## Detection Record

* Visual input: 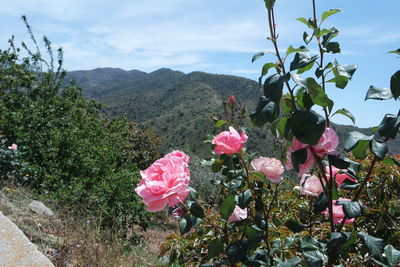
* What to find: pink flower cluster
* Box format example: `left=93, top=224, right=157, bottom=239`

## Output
left=251, top=157, right=285, bottom=183
left=286, top=127, right=339, bottom=176
left=135, top=151, right=190, bottom=212
left=213, top=127, right=248, bottom=155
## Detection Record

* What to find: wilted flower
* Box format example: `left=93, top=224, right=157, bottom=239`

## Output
left=213, top=126, right=248, bottom=155
left=135, top=151, right=190, bottom=212
left=251, top=156, right=284, bottom=183
left=228, top=205, right=247, bottom=222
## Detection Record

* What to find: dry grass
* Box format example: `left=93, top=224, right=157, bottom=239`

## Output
left=0, top=185, right=176, bottom=267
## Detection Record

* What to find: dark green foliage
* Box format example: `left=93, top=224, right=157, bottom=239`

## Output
left=0, top=27, right=159, bottom=231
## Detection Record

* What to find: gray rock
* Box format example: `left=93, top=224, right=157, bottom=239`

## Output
left=28, top=200, right=54, bottom=217
left=0, top=211, right=54, bottom=266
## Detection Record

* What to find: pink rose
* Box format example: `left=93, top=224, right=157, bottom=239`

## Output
left=325, top=166, right=358, bottom=188
left=294, top=174, right=325, bottom=197
left=228, top=205, right=248, bottom=222
left=251, top=157, right=284, bottom=183
left=286, top=127, right=339, bottom=176
left=135, top=151, right=190, bottom=212
left=213, top=126, right=248, bottom=155
left=321, top=198, right=355, bottom=225
left=8, top=144, right=17, bottom=151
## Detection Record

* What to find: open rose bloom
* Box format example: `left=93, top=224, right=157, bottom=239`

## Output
left=294, top=174, right=325, bottom=197
left=213, top=126, right=248, bottom=155
left=322, top=198, right=355, bottom=225
left=135, top=151, right=190, bottom=212
left=251, top=157, right=284, bottom=183
left=286, top=127, right=339, bottom=176
left=228, top=205, right=248, bottom=222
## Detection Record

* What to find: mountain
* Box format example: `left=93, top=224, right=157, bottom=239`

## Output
left=64, top=68, right=400, bottom=157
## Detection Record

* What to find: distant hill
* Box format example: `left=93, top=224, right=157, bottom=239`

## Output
left=64, top=68, right=400, bottom=157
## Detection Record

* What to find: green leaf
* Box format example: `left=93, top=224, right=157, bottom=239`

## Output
left=207, top=239, right=223, bottom=259
left=214, top=120, right=227, bottom=128
left=212, top=159, right=223, bottom=173
left=290, top=52, right=319, bottom=71
left=327, top=232, right=350, bottom=249
left=340, top=231, right=357, bottom=258
left=358, top=232, right=384, bottom=259
left=321, top=9, right=342, bottom=22
left=365, top=86, right=393, bottom=100
left=276, top=257, right=303, bottom=267
left=179, top=215, right=192, bottom=235
left=388, top=49, right=400, bottom=54
left=325, top=42, right=341, bottom=54
left=340, top=178, right=360, bottom=190
left=332, top=108, right=355, bottom=124
left=285, top=219, right=305, bottom=233
left=305, top=77, right=333, bottom=108
left=370, top=139, right=388, bottom=161
left=336, top=200, right=363, bottom=218
left=383, top=156, right=400, bottom=167
left=250, top=96, right=279, bottom=127
left=288, top=110, right=326, bottom=145
left=190, top=202, right=205, bottom=218
left=238, top=189, right=252, bottom=209
left=327, top=154, right=350, bottom=169
left=226, top=240, right=249, bottom=263
left=296, top=87, right=314, bottom=110
left=297, top=17, right=313, bottom=29
left=263, top=73, right=290, bottom=102
left=220, top=195, right=237, bottom=220
left=384, top=245, right=400, bottom=266
left=286, top=45, right=308, bottom=57
left=252, top=51, right=270, bottom=63
left=313, top=193, right=328, bottom=213
left=322, top=27, right=339, bottom=46
left=390, top=70, right=400, bottom=100
left=377, top=114, right=400, bottom=139
left=303, top=31, right=313, bottom=44
left=264, top=0, right=276, bottom=10
left=291, top=148, right=307, bottom=173
left=344, top=131, right=373, bottom=152
left=336, top=62, right=357, bottom=79
left=259, top=63, right=278, bottom=84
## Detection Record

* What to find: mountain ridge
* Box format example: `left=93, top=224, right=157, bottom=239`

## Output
left=64, top=67, right=400, bottom=156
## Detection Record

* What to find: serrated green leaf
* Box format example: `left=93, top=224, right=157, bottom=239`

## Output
left=344, top=131, right=373, bottom=152
left=250, top=96, right=279, bottom=127
left=384, top=245, right=400, bottom=266
left=365, top=86, right=393, bottom=100
left=332, top=108, right=355, bottom=124
left=305, top=77, right=333, bottom=108
left=259, top=63, right=278, bottom=84
left=189, top=202, right=205, bottom=218
left=390, top=70, right=400, bottom=100
left=377, top=114, right=400, bottom=139
left=325, top=42, right=341, bottom=54
left=321, top=9, right=342, bottom=22
left=314, top=193, right=328, bottom=213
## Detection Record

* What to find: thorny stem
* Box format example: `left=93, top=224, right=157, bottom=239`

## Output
left=267, top=7, right=297, bottom=109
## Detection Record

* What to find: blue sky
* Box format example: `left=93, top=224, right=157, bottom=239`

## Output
left=0, top=0, right=399, bottom=128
